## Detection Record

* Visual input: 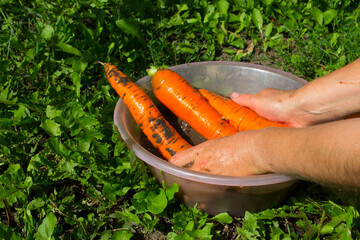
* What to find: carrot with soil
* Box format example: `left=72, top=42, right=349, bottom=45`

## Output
left=199, top=89, right=288, bottom=131
left=99, top=62, right=192, bottom=160
left=149, top=68, right=238, bottom=139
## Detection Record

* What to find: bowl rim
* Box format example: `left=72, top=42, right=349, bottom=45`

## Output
left=114, top=61, right=307, bottom=186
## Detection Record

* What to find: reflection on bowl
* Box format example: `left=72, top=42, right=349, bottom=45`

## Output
left=114, top=61, right=307, bottom=216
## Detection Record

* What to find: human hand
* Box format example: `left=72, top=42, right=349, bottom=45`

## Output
left=169, top=130, right=268, bottom=176
left=230, top=89, right=310, bottom=128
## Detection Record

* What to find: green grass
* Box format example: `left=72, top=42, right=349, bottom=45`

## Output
left=1, top=0, right=360, bottom=239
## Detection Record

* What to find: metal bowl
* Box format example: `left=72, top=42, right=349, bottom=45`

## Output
left=114, top=61, right=307, bottom=216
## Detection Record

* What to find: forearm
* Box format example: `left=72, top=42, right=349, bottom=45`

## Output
left=289, top=58, right=360, bottom=124
left=231, top=58, right=360, bottom=127
left=255, top=118, right=360, bottom=188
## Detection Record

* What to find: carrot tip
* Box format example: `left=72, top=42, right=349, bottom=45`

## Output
left=95, top=61, right=105, bottom=66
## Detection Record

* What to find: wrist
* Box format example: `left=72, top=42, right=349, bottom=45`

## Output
left=251, top=126, right=299, bottom=176
left=269, top=89, right=311, bottom=127
left=287, top=67, right=360, bottom=126
left=248, top=128, right=276, bottom=174
left=280, top=86, right=333, bottom=127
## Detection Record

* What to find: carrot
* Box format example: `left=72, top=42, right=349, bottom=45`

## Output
left=198, top=89, right=288, bottom=131
left=149, top=68, right=238, bottom=139
left=99, top=62, right=192, bottom=160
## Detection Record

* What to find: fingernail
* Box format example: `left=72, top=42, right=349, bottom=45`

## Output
left=182, top=160, right=194, bottom=168
left=231, top=92, right=240, bottom=98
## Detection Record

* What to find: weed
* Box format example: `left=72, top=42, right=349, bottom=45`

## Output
left=1, top=0, right=360, bottom=239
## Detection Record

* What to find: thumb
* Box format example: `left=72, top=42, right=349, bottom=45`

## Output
left=230, top=92, right=254, bottom=109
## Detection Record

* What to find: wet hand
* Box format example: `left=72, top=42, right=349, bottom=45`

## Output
left=169, top=131, right=268, bottom=176
left=230, top=89, right=308, bottom=127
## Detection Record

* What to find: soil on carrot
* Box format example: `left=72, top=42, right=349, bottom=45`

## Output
left=139, top=105, right=206, bottom=158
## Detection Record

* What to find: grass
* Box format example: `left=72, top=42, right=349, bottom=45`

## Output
left=1, top=0, right=360, bottom=239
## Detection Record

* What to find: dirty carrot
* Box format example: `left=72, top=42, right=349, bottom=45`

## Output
left=99, top=62, right=192, bottom=160
left=149, top=68, right=238, bottom=139
left=199, top=89, right=288, bottom=131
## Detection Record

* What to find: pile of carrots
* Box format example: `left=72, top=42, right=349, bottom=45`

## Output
left=100, top=62, right=287, bottom=160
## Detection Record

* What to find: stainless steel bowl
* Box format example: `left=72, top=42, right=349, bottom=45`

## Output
left=114, top=61, right=307, bottom=216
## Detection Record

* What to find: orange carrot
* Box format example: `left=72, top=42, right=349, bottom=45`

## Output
left=149, top=68, right=238, bottom=139
left=100, top=62, right=192, bottom=160
left=199, top=89, right=288, bottom=131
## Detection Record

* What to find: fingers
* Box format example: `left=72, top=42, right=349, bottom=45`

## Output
left=230, top=89, right=291, bottom=122
left=169, top=132, right=268, bottom=176
left=231, top=88, right=282, bottom=107
left=170, top=140, right=218, bottom=173
left=169, top=146, right=200, bottom=168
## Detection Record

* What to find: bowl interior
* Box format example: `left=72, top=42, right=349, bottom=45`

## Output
left=114, top=61, right=307, bottom=186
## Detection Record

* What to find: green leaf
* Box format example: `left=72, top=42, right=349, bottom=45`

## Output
left=41, top=119, right=62, bottom=136
left=12, top=105, right=29, bottom=122
left=0, top=164, right=26, bottom=208
left=264, top=23, right=273, bottom=37
left=115, top=19, right=145, bottom=45
left=28, top=198, right=46, bottom=210
left=132, top=191, right=148, bottom=212
left=262, top=0, right=273, bottom=5
left=0, top=223, right=22, bottom=240
left=283, top=19, right=297, bottom=32
left=67, top=103, right=85, bottom=119
left=112, top=210, right=141, bottom=225
left=244, top=211, right=261, bottom=237
left=217, top=30, right=225, bottom=45
left=216, top=0, right=229, bottom=19
left=211, top=212, right=233, bottom=224
left=238, top=12, right=251, bottom=33
left=25, top=47, right=37, bottom=60
left=103, top=182, right=117, bottom=201
left=312, top=7, right=323, bottom=26
left=114, top=141, right=126, bottom=157
left=247, top=0, right=254, bottom=8
left=62, top=161, right=78, bottom=174
left=47, top=137, right=70, bottom=157
left=222, top=48, right=237, bottom=54
left=323, top=9, right=338, bottom=25
left=100, top=230, right=112, bottom=240
left=97, top=144, right=109, bottom=158
left=252, top=8, right=263, bottom=32
left=146, top=189, right=167, bottom=214
left=78, top=138, right=91, bottom=152
left=24, top=176, right=33, bottom=190
left=56, top=43, right=82, bottom=56
left=203, top=5, right=216, bottom=23
left=46, top=105, right=62, bottom=119
left=165, top=183, right=179, bottom=201
left=70, top=71, right=82, bottom=98
left=178, top=46, right=196, bottom=54
left=111, top=230, right=133, bottom=240
left=72, top=58, right=88, bottom=72
left=175, top=3, right=189, bottom=14
left=233, top=0, right=246, bottom=9
left=107, top=42, right=116, bottom=58
left=229, top=37, right=245, bottom=48
left=41, top=25, right=54, bottom=40
left=34, top=212, right=57, bottom=240
left=78, top=117, right=100, bottom=129
left=320, top=214, right=346, bottom=235
left=330, top=33, right=339, bottom=47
